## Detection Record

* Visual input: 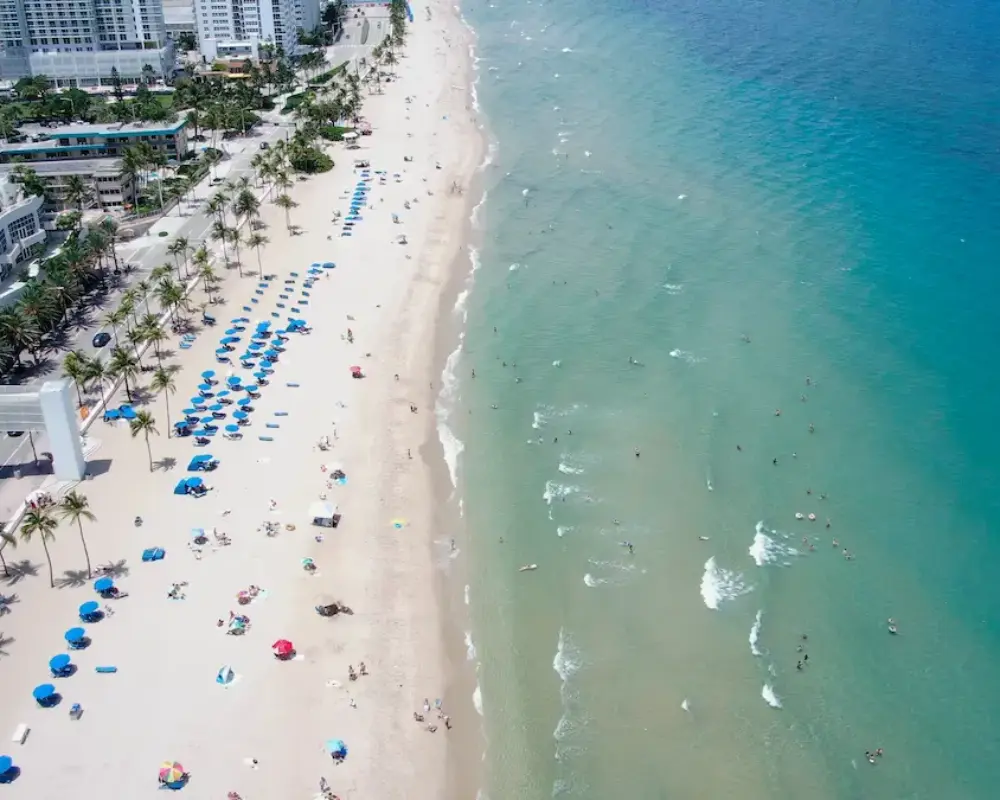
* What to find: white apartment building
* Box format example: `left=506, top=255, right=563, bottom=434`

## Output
left=0, top=0, right=173, bottom=85
left=194, top=0, right=306, bottom=61
left=162, top=0, right=195, bottom=40
left=0, top=175, right=45, bottom=277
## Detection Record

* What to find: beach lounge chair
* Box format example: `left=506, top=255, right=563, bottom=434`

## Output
left=141, top=547, right=165, bottom=562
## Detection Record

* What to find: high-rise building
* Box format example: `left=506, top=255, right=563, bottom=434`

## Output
left=0, top=0, right=174, bottom=86
left=162, top=0, right=195, bottom=41
left=194, top=0, right=302, bottom=61
left=193, top=0, right=320, bottom=61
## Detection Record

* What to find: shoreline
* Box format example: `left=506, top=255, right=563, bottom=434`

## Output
left=0, top=2, right=488, bottom=798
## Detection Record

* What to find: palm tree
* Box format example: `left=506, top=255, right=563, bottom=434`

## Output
left=62, top=349, right=89, bottom=406
left=57, top=490, right=95, bottom=579
left=275, top=194, right=298, bottom=231
left=150, top=367, right=177, bottom=436
left=0, top=307, right=41, bottom=367
left=102, top=308, right=127, bottom=346
left=142, top=322, right=168, bottom=365
left=227, top=227, right=244, bottom=277
left=20, top=507, right=58, bottom=587
left=129, top=410, right=158, bottom=471
left=0, top=524, right=16, bottom=578
left=199, top=263, right=218, bottom=303
left=166, top=236, right=190, bottom=280
left=84, top=356, right=109, bottom=398
left=126, top=326, right=146, bottom=368
left=210, top=219, right=230, bottom=265
left=108, top=345, right=139, bottom=401
left=155, top=279, right=184, bottom=322
left=149, top=263, right=173, bottom=283
left=64, top=174, right=93, bottom=211
left=135, top=279, right=153, bottom=313
left=99, top=217, right=121, bottom=269
left=246, top=232, right=270, bottom=278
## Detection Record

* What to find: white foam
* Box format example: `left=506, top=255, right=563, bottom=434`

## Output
left=478, top=139, right=498, bottom=172
left=749, top=610, right=763, bottom=656
left=453, top=288, right=470, bottom=321
left=761, top=684, right=782, bottom=709
left=663, top=283, right=684, bottom=295
left=464, top=631, right=477, bottom=661
left=464, top=584, right=470, bottom=605
left=552, top=359, right=561, bottom=367
left=669, top=348, right=704, bottom=364
left=583, top=573, right=607, bottom=587
left=436, top=337, right=465, bottom=488
left=700, top=557, right=752, bottom=610
left=749, top=521, right=798, bottom=566
left=470, top=189, right=489, bottom=228
left=508, top=262, right=522, bottom=271
left=543, top=481, right=579, bottom=519
left=553, top=627, right=581, bottom=684
left=681, top=698, right=690, bottom=712
left=556, top=525, right=573, bottom=538
left=561, top=47, right=573, bottom=52
left=473, top=682, right=483, bottom=716
left=532, top=410, right=545, bottom=429
left=558, top=461, right=584, bottom=475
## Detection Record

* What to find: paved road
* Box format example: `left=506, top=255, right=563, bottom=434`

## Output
left=0, top=118, right=291, bottom=507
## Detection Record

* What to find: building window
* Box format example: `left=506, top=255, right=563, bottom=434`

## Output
left=8, top=214, right=38, bottom=244
left=0, top=228, right=7, bottom=254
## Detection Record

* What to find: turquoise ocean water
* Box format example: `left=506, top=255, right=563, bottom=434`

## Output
left=438, top=0, right=1000, bottom=797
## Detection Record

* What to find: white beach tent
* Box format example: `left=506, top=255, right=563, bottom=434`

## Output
left=309, top=501, right=339, bottom=528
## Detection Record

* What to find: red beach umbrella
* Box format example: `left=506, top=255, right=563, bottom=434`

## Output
left=272, top=639, right=295, bottom=657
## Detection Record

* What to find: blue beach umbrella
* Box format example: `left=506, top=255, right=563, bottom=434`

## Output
left=237, top=398, right=252, bottom=407
left=200, top=416, right=216, bottom=425
left=64, top=627, right=86, bottom=643
left=265, top=349, right=279, bottom=358
left=49, top=653, right=71, bottom=673
left=225, top=424, right=240, bottom=433
left=221, top=336, right=239, bottom=344
left=259, top=359, right=274, bottom=369
left=227, top=376, right=241, bottom=386
left=249, top=342, right=264, bottom=350
left=79, top=600, right=100, bottom=618
left=208, top=403, right=223, bottom=412
left=94, top=577, right=113, bottom=593
left=225, top=328, right=238, bottom=335
left=216, top=390, right=230, bottom=399
left=198, top=383, right=213, bottom=393
left=322, top=262, right=335, bottom=268
left=244, top=385, right=258, bottom=393
left=201, top=370, right=215, bottom=379
left=325, top=739, right=348, bottom=758
left=253, top=371, right=267, bottom=381
left=32, top=684, right=56, bottom=702
left=182, top=408, right=199, bottom=416
left=215, top=348, right=230, bottom=356
left=175, top=421, right=191, bottom=431
left=233, top=411, right=249, bottom=421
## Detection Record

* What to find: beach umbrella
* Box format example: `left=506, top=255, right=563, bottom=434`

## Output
left=216, top=390, right=230, bottom=399
left=159, top=762, right=185, bottom=784
left=209, top=404, right=223, bottom=412
left=94, top=577, right=113, bottom=593
left=32, top=684, right=56, bottom=702
left=64, top=627, right=86, bottom=644
left=217, top=665, right=235, bottom=685
left=244, top=385, right=258, bottom=393
left=227, top=376, right=241, bottom=386
left=258, top=282, right=268, bottom=288
left=233, top=411, right=249, bottom=420
left=200, top=417, right=215, bottom=425
left=264, top=348, right=279, bottom=358
left=237, top=398, right=252, bottom=407
left=325, top=739, right=348, bottom=758
left=225, top=328, right=238, bottom=335
left=253, top=372, right=267, bottom=381
left=120, top=406, right=137, bottom=420
left=182, top=408, right=199, bottom=417
left=49, top=653, right=69, bottom=672
left=175, top=421, right=191, bottom=431
left=198, top=383, right=213, bottom=393
left=0, top=755, right=13, bottom=775
left=79, top=600, right=100, bottom=617
left=190, top=397, right=207, bottom=408
left=215, top=348, right=230, bottom=356
left=221, top=336, right=239, bottom=344
left=272, top=639, right=295, bottom=657
left=322, top=262, right=335, bottom=268
left=201, top=370, right=215, bottom=380
left=225, top=424, right=240, bottom=433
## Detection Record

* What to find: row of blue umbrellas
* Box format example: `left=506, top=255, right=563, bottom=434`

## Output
left=342, top=176, right=371, bottom=237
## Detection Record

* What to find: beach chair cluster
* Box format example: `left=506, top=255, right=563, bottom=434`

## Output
left=174, top=270, right=318, bottom=458
left=341, top=173, right=372, bottom=237
left=102, top=404, right=137, bottom=423
left=173, top=476, right=209, bottom=497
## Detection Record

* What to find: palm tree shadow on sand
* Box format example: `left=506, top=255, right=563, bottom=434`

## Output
left=55, top=569, right=90, bottom=589
left=0, top=633, right=13, bottom=657
left=2, top=560, right=39, bottom=586
left=154, top=456, right=177, bottom=472
left=96, top=559, right=129, bottom=579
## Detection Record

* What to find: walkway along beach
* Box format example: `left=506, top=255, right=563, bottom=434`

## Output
left=0, top=1, right=484, bottom=797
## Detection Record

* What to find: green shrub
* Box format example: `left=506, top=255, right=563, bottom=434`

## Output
left=318, top=125, right=353, bottom=142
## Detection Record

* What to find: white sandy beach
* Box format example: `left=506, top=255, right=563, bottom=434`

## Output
left=0, top=3, right=482, bottom=798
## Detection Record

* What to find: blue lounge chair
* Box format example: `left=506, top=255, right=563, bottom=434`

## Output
left=141, top=547, right=165, bottom=562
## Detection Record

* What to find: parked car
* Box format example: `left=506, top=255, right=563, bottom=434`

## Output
left=92, top=332, right=112, bottom=348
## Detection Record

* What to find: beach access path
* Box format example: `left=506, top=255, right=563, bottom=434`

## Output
left=0, top=2, right=480, bottom=797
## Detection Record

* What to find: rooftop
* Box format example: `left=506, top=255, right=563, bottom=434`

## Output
left=0, top=158, right=126, bottom=177
left=29, top=120, right=188, bottom=138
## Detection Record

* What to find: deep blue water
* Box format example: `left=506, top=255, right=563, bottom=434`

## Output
left=447, top=0, right=1000, bottom=796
